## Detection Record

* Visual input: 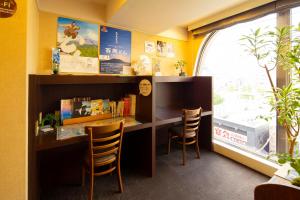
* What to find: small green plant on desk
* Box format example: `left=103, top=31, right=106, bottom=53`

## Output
left=175, top=60, right=186, bottom=76
left=41, top=113, right=60, bottom=128
left=241, top=25, right=300, bottom=186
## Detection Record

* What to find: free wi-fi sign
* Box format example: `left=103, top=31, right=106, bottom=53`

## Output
left=0, top=0, right=17, bottom=18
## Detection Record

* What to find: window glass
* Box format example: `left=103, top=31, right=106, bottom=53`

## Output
left=291, top=7, right=300, bottom=152
left=291, top=6, right=300, bottom=78
left=199, top=14, right=277, bottom=157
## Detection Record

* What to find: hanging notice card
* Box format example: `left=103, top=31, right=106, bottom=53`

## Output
left=100, top=26, right=131, bottom=74
left=57, top=17, right=99, bottom=74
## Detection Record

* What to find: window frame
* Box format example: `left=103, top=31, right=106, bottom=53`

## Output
left=194, top=9, right=292, bottom=154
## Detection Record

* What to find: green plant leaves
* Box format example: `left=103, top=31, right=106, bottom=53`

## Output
left=241, top=25, right=300, bottom=157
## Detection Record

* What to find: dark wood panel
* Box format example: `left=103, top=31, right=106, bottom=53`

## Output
left=35, top=74, right=138, bottom=85
left=255, top=175, right=300, bottom=200
left=199, top=115, right=212, bottom=150
left=38, top=144, right=86, bottom=188
left=28, top=76, right=39, bottom=200
left=191, top=76, right=212, bottom=112
left=135, top=76, right=153, bottom=123
left=155, top=82, right=191, bottom=108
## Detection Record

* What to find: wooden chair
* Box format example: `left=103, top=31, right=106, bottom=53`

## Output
left=82, top=120, right=125, bottom=200
left=168, top=107, right=202, bottom=165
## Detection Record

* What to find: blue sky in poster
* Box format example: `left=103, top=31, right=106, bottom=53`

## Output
left=100, top=26, right=131, bottom=63
left=57, top=17, right=98, bottom=45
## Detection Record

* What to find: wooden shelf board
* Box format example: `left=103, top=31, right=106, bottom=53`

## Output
left=36, top=117, right=153, bottom=151
left=153, top=76, right=194, bottom=83
left=30, top=74, right=149, bottom=85
left=155, top=106, right=212, bottom=126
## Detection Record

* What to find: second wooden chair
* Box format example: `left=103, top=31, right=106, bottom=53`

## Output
left=168, top=108, right=202, bottom=165
left=82, top=120, right=125, bottom=200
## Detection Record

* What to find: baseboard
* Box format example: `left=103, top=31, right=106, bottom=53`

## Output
left=213, top=140, right=279, bottom=177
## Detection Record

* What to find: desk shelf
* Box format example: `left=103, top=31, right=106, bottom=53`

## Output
left=36, top=119, right=153, bottom=151
left=155, top=106, right=212, bottom=126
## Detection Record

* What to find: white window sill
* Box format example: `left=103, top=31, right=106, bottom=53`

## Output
left=213, top=140, right=279, bottom=177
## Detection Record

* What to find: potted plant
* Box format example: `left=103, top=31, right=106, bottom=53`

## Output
left=241, top=26, right=300, bottom=186
left=41, top=113, right=60, bottom=128
left=175, top=60, right=187, bottom=76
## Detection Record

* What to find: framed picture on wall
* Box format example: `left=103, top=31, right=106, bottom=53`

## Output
left=157, top=40, right=167, bottom=57
left=57, top=17, right=99, bottom=74
left=99, top=26, right=131, bottom=74
left=145, top=41, right=155, bottom=54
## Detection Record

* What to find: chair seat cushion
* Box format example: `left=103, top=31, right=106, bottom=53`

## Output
left=169, top=126, right=196, bottom=138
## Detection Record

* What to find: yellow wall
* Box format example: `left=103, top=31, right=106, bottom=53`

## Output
left=187, top=33, right=205, bottom=75
left=27, top=0, right=40, bottom=74
left=37, top=11, right=191, bottom=76
left=0, top=0, right=27, bottom=199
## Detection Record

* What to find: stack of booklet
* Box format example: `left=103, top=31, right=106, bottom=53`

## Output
left=60, top=94, right=136, bottom=122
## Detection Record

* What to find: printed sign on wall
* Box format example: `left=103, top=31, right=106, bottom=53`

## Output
left=57, top=17, right=99, bottom=74
left=100, top=26, right=131, bottom=74
left=0, top=0, right=17, bottom=18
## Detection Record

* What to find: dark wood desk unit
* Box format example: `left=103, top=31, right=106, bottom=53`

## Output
left=28, top=75, right=212, bottom=200
left=255, top=175, right=300, bottom=200
left=153, top=76, right=213, bottom=149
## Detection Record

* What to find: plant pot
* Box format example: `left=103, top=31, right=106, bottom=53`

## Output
left=52, top=63, right=59, bottom=75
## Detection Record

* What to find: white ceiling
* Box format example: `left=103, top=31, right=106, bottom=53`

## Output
left=37, top=0, right=275, bottom=40
left=108, top=0, right=274, bottom=34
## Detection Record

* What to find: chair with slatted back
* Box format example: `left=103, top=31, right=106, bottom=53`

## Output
left=82, top=120, right=125, bottom=200
left=168, top=107, right=202, bottom=165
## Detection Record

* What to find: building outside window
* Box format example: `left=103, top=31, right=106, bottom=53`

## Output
left=197, top=14, right=278, bottom=158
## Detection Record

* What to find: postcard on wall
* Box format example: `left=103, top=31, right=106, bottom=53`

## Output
left=145, top=41, right=155, bottom=54
left=166, top=43, right=175, bottom=58
left=100, top=26, right=131, bottom=74
left=57, top=17, right=99, bottom=74
left=157, top=40, right=167, bottom=57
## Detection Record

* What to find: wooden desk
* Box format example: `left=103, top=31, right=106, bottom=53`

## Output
left=36, top=116, right=154, bottom=199
left=155, top=106, right=213, bottom=126
left=36, top=117, right=152, bottom=151
left=28, top=75, right=213, bottom=200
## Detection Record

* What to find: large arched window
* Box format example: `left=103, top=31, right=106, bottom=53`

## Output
left=196, top=14, right=277, bottom=158
left=291, top=6, right=300, bottom=148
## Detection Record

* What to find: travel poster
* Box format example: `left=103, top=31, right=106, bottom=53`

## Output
left=100, top=26, right=131, bottom=74
left=57, top=17, right=99, bottom=73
